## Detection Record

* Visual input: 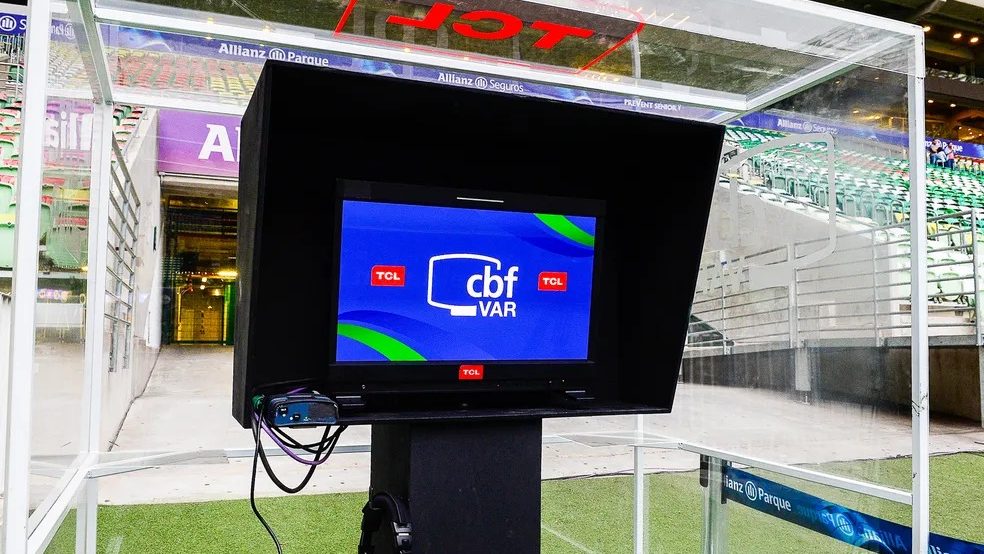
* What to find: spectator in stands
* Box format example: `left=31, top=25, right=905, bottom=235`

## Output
left=929, top=139, right=945, bottom=166
left=944, top=142, right=956, bottom=170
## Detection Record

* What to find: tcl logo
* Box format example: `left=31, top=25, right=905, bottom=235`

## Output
left=459, top=364, right=484, bottom=380
left=538, top=271, right=568, bottom=292
left=370, top=265, right=406, bottom=287
left=387, top=2, right=592, bottom=50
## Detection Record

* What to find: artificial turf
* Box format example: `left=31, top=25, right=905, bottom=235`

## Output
left=44, top=453, right=984, bottom=553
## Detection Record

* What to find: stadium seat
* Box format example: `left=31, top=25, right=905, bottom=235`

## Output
left=0, top=96, right=141, bottom=269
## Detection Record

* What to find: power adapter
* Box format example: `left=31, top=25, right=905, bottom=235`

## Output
left=263, top=393, right=339, bottom=428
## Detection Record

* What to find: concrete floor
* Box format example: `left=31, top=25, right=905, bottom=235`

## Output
left=96, top=346, right=984, bottom=505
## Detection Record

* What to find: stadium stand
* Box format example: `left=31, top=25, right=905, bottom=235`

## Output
left=720, top=126, right=984, bottom=333
left=0, top=95, right=144, bottom=270
left=108, top=47, right=259, bottom=100
left=725, top=126, right=984, bottom=229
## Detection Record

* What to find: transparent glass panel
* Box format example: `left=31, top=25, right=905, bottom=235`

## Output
left=0, top=291, right=9, bottom=548
left=28, top=98, right=93, bottom=515
left=541, top=425, right=637, bottom=552
left=41, top=491, right=78, bottom=554
left=92, top=0, right=918, bottom=112
left=0, top=0, right=931, bottom=552
left=29, top=1, right=100, bottom=526
left=542, top=468, right=635, bottom=552
left=93, top=443, right=649, bottom=552
left=649, top=66, right=916, bottom=554
left=643, top=449, right=706, bottom=552
left=928, top=452, right=984, bottom=547
left=94, top=455, right=366, bottom=551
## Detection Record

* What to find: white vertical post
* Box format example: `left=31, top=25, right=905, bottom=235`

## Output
left=871, top=229, right=880, bottom=345
left=75, top=104, right=114, bottom=554
left=701, top=456, right=728, bottom=554
left=787, top=243, right=798, bottom=348
left=1, top=0, right=52, bottom=550
left=970, top=211, right=983, bottom=348
left=976, top=215, right=984, bottom=428
left=633, top=445, right=645, bottom=554
left=74, top=479, right=98, bottom=554
left=633, top=414, right=645, bottom=554
left=0, top=293, right=10, bottom=506
left=907, top=49, right=929, bottom=553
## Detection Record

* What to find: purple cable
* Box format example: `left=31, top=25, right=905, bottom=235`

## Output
left=254, top=387, right=333, bottom=466
left=254, top=414, right=334, bottom=466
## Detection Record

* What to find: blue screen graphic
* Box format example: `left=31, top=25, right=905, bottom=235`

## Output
left=335, top=200, right=597, bottom=362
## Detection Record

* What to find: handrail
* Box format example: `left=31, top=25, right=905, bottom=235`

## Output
left=76, top=434, right=912, bottom=506
left=690, top=202, right=981, bottom=348
left=671, top=442, right=912, bottom=505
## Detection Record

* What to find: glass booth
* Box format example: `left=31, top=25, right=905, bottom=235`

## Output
left=0, top=0, right=954, bottom=552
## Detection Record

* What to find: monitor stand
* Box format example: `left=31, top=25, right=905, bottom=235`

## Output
left=368, top=419, right=542, bottom=553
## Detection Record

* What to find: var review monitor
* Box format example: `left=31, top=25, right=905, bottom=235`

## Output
left=334, top=199, right=599, bottom=363
left=234, top=61, right=725, bottom=424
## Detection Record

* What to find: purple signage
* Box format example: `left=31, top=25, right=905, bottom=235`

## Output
left=157, top=109, right=240, bottom=177
left=0, top=12, right=77, bottom=42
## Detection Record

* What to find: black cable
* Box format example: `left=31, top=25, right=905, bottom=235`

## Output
left=251, top=417, right=284, bottom=554
left=249, top=396, right=348, bottom=553
left=257, top=424, right=346, bottom=494
left=270, top=425, right=328, bottom=453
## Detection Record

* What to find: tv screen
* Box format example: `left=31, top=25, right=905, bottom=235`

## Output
left=335, top=199, right=599, bottom=362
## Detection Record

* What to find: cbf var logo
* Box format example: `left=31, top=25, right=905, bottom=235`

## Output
left=427, top=254, right=518, bottom=317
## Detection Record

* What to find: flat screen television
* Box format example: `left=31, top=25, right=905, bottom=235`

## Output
left=232, top=61, right=725, bottom=426
left=324, top=181, right=605, bottom=403
left=334, top=183, right=602, bottom=364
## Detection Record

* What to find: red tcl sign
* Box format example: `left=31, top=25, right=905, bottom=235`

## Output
left=538, top=271, right=568, bottom=292
left=370, top=265, right=406, bottom=287
left=333, top=0, right=643, bottom=72
left=387, top=3, right=593, bottom=50
left=459, top=364, right=484, bottom=380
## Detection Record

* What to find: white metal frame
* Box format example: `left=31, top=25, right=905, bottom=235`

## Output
left=908, top=55, right=930, bottom=551
left=74, top=102, right=116, bottom=554
left=0, top=0, right=930, bottom=552
left=2, top=0, right=53, bottom=549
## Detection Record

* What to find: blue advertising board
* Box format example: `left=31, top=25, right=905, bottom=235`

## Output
left=91, top=17, right=724, bottom=120
left=724, top=466, right=984, bottom=553
left=335, top=201, right=596, bottom=362
left=0, top=13, right=25, bottom=35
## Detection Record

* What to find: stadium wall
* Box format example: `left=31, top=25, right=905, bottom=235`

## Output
left=682, top=343, right=982, bottom=422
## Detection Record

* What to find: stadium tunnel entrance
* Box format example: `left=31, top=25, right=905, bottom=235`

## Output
left=159, top=174, right=238, bottom=345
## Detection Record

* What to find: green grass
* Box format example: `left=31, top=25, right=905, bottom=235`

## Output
left=45, top=453, right=984, bottom=553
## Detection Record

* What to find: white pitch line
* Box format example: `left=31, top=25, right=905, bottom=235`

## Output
left=541, top=524, right=599, bottom=554
left=105, top=536, right=123, bottom=554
